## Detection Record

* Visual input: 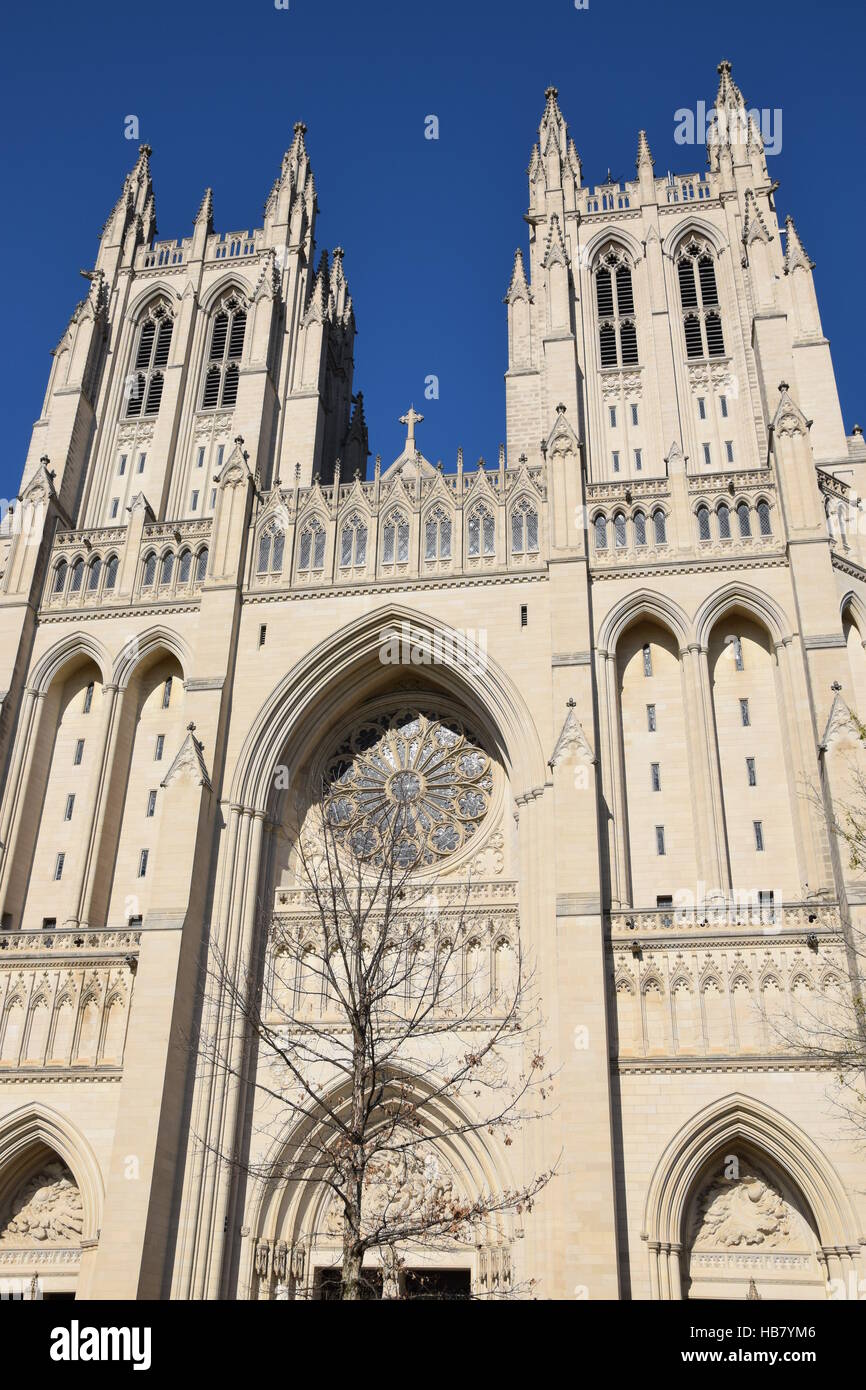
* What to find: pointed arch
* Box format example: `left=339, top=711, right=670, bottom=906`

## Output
left=597, top=589, right=692, bottom=657
left=662, top=216, right=728, bottom=260
left=694, top=582, right=791, bottom=649
left=112, top=626, right=192, bottom=689
left=230, top=603, right=547, bottom=812
left=29, top=633, right=111, bottom=695
left=0, top=1102, right=104, bottom=1242
left=643, top=1093, right=859, bottom=1257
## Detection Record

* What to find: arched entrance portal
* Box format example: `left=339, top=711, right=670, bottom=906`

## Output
left=643, top=1094, right=862, bottom=1300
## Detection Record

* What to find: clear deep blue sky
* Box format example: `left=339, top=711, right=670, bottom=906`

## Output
left=2, top=0, right=864, bottom=498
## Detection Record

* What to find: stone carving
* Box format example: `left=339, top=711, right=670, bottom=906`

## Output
left=323, top=1146, right=459, bottom=1239
left=690, top=1167, right=796, bottom=1250
left=0, top=1162, right=84, bottom=1246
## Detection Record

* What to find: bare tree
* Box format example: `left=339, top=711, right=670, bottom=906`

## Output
left=197, top=795, right=555, bottom=1301
left=772, top=709, right=866, bottom=1135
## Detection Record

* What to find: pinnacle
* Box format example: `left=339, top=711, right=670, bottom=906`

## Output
left=636, top=129, right=654, bottom=169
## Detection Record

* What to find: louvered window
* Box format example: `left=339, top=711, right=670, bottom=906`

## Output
left=684, top=315, right=703, bottom=358
left=677, top=241, right=726, bottom=359
left=127, top=307, right=173, bottom=417
left=596, top=250, right=638, bottom=368
left=201, top=301, right=246, bottom=410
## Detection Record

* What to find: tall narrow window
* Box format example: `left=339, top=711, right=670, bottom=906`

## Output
left=609, top=406, right=617, bottom=428
left=340, top=514, right=367, bottom=568
left=468, top=506, right=495, bottom=558
left=647, top=703, right=657, bottom=732
left=614, top=512, right=627, bottom=547
left=155, top=734, right=165, bottom=762
left=651, top=763, right=661, bottom=791
left=652, top=509, right=667, bottom=544
left=757, top=499, right=772, bottom=536
left=746, top=757, right=756, bottom=786
left=201, top=297, right=246, bottom=410
left=677, top=240, right=725, bottom=358
left=655, top=825, right=666, bottom=856
left=146, top=790, right=157, bottom=818
left=740, top=698, right=750, bottom=727
left=697, top=505, right=711, bottom=541
left=73, top=739, right=84, bottom=766
left=54, top=853, right=65, bottom=881
left=195, top=548, right=209, bottom=583
left=595, top=248, right=639, bottom=367
left=753, top=821, right=764, bottom=852
left=720, top=395, right=729, bottom=418
left=634, top=448, right=642, bottom=472
left=511, top=500, right=539, bottom=556
left=631, top=403, right=639, bottom=426
left=730, top=636, right=744, bottom=670
left=725, top=440, right=734, bottom=463
left=69, top=559, right=84, bottom=594
left=424, top=505, right=452, bottom=561
left=162, top=677, right=172, bottom=710
left=612, top=451, right=620, bottom=473
left=126, top=305, right=173, bottom=418
left=257, top=524, right=285, bottom=575
left=702, top=443, right=712, bottom=467
left=718, top=503, right=731, bottom=540
left=83, top=681, right=94, bottom=714
left=138, top=849, right=149, bottom=878
left=299, top=518, right=327, bottom=572
left=698, top=397, right=707, bottom=420
left=594, top=514, right=607, bottom=550
left=642, top=643, right=653, bottom=677
left=634, top=511, right=646, bottom=546
left=737, top=502, right=752, bottom=537
left=64, top=794, right=75, bottom=822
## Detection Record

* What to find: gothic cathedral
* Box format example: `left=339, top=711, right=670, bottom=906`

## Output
left=0, top=60, right=864, bottom=1301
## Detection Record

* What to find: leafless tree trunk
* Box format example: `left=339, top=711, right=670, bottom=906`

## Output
left=196, top=799, right=554, bottom=1300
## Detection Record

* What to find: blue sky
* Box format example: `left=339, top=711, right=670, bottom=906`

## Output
left=1, top=0, right=864, bottom=499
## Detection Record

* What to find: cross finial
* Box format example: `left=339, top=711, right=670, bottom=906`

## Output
left=399, top=404, right=424, bottom=454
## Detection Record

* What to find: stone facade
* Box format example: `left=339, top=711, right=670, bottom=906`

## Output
left=0, top=61, right=864, bottom=1300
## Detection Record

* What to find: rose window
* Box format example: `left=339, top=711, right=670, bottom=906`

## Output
left=321, top=709, right=493, bottom=868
